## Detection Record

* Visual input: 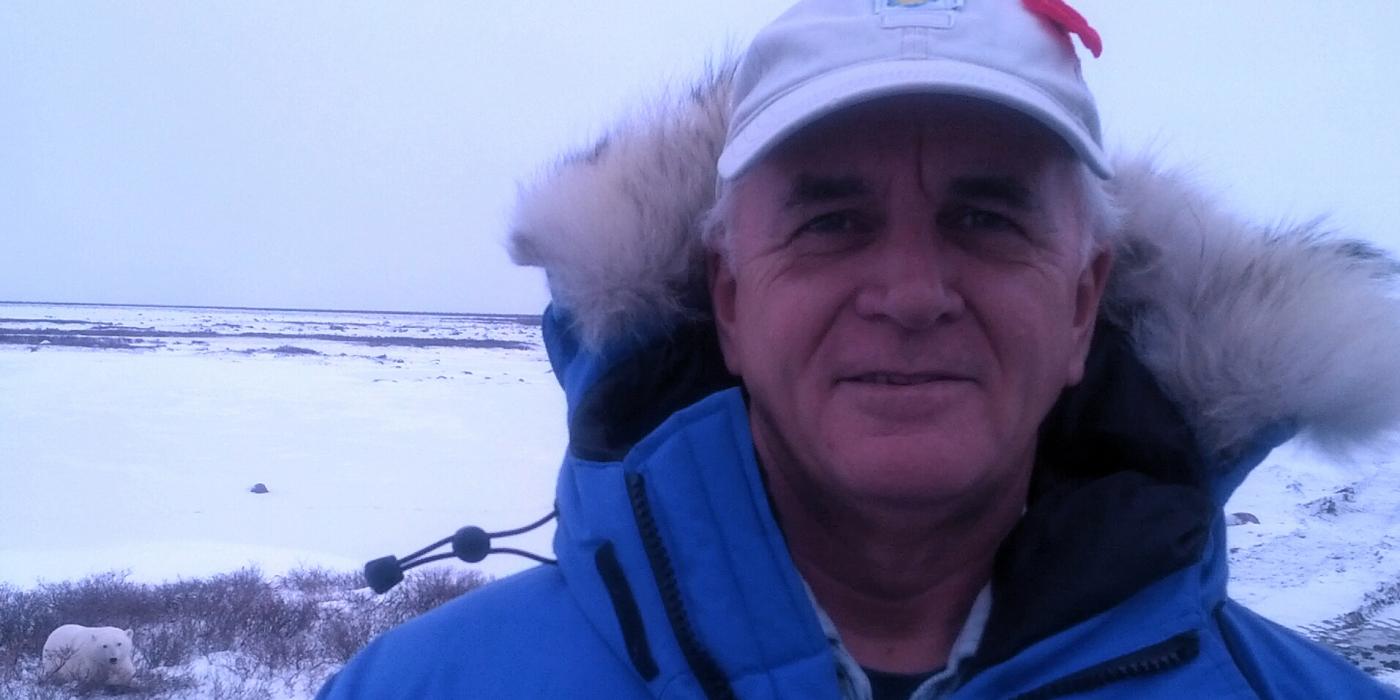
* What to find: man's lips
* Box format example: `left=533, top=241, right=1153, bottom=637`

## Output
left=835, top=371, right=975, bottom=419
left=839, top=371, right=973, bottom=386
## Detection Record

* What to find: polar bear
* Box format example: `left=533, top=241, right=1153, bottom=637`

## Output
left=41, top=624, right=136, bottom=686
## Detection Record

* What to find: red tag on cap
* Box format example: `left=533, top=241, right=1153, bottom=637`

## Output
left=1022, top=0, right=1103, bottom=58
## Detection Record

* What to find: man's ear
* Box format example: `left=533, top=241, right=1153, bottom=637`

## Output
left=707, top=250, right=743, bottom=377
left=1066, top=247, right=1113, bottom=386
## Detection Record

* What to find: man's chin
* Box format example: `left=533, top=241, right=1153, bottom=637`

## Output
left=826, top=444, right=1002, bottom=506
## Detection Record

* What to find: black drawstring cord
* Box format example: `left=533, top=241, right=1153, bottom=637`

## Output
left=364, top=509, right=558, bottom=594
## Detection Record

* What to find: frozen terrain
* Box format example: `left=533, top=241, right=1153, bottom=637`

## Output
left=1226, top=441, right=1400, bottom=682
left=0, top=302, right=565, bottom=588
left=2, top=301, right=1398, bottom=692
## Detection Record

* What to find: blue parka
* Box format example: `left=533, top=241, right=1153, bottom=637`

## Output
left=320, top=72, right=1400, bottom=699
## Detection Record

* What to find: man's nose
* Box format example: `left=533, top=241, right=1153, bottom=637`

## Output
left=853, top=226, right=963, bottom=330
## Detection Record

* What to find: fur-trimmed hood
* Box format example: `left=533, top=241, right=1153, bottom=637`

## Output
left=509, top=68, right=1400, bottom=487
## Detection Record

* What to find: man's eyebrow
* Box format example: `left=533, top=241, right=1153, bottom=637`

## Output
left=783, top=174, right=870, bottom=209
left=947, top=176, right=1038, bottom=211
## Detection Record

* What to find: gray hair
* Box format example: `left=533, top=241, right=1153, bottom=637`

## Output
left=700, top=162, right=1123, bottom=271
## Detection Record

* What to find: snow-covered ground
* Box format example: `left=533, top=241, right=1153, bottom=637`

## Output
left=1228, top=442, right=1400, bottom=628
left=0, top=302, right=565, bottom=587
left=1225, top=440, right=1400, bottom=683
left=3, top=301, right=1398, bottom=688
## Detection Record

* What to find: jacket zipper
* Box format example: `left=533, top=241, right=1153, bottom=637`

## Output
left=626, top=472, right=737, bottom=700
left=1010, top=631, right=1199, bottom=700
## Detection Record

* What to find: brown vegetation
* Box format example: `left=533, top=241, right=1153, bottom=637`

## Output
left=0, top=566, right=487, bottom=699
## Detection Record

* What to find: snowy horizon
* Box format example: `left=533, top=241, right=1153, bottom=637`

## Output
left=0, top=298, right=545, bottom=319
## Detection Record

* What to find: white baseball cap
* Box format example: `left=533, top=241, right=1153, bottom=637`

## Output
left=717, top=0, right=1112, bottom=180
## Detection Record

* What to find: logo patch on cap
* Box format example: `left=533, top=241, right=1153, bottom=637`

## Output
left=880, top=0, right=962, bottom=8
left=877, top=0, right=962, bottom=28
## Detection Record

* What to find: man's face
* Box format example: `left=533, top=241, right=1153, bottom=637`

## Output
left=710, top=97, right=1111, bottom=510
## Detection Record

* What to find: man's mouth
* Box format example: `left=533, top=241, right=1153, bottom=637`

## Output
left=847, top=372, right=957, bottom=386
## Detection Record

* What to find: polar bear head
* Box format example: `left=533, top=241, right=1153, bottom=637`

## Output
left=41, top=624, right=136, bottom=687
left=93, top=627, right=135, bottom=683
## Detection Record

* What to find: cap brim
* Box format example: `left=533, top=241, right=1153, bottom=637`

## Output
left=717, top=59, right=1113, bottom=180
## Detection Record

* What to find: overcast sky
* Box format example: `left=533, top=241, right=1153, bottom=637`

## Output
left=3, top=2, right=1397, bottom=314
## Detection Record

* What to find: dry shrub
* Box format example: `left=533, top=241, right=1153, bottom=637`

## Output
left=0, top=564, right=493, bottom=697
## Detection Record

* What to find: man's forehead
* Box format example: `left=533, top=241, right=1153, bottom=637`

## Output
left=757, top=132, right=1068, bottom=208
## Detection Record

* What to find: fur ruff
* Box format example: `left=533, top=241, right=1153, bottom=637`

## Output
left=508, top=70, right=1400, bottom=461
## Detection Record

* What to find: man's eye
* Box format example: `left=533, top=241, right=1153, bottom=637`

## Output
left=796, top=210, right=863, bottom=236
left=945, top=208, right=1020, bottom=234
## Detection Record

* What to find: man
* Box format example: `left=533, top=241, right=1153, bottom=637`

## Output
left=321, top=0, right=1400, bottom=697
